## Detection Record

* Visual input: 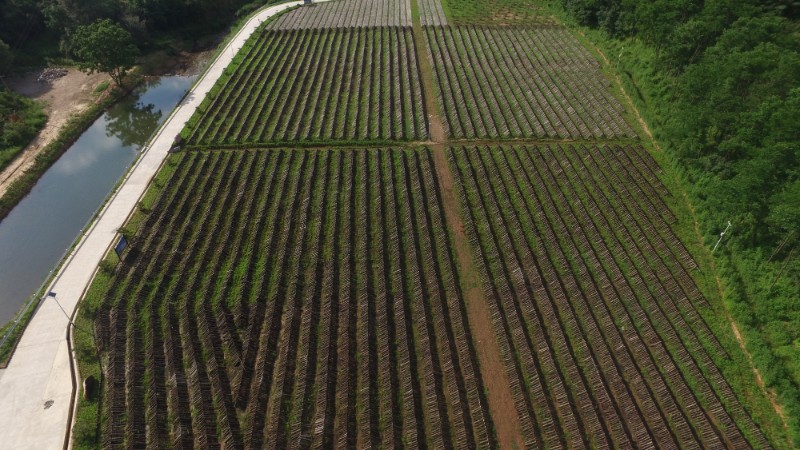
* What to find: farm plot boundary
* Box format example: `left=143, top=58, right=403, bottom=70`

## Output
left=425, top=26, right=637, bottom=141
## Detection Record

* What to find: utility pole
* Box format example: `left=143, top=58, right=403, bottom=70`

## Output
left=712, top=221, right=732, bottom=253
left=49, top=292, right=77, bottom=329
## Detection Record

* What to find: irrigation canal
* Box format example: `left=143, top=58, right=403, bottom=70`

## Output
left=0, top=75, right=195, bottom=325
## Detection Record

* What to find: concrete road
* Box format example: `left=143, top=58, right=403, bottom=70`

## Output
left=0, top=2, right=310, bottom=448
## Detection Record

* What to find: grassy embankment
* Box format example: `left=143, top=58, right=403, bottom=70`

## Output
left=0, top=84, right=129, bottom=223
left=70, top=153, right=182, bottom=449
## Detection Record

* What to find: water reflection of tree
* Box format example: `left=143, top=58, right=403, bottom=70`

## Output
left=105, top=101, right=163, bottom=148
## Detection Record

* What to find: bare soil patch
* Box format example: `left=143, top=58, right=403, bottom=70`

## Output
left=489, top=7, right=554, bottom=26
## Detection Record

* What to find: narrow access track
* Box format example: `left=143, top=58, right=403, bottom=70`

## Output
left=0, top=3, right=323, bottom=448
left=408, top=1, right=525, bottom=447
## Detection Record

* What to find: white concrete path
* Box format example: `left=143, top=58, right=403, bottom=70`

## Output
left=0, top=2, right=309, bottom=448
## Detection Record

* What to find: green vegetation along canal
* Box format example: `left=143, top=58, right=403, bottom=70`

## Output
left=0, top=75, right=195, bottom=325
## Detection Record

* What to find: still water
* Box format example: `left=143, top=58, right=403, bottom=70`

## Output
left=0, top=75, right=195, bottom=325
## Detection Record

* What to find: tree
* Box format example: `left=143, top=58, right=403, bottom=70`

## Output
left=70, top=19, right=139, bottom=86
left=0, top=0, right=45, bottom=48
left=41, top=0, right=123, bottom=36
left=634, top=0, right=700, bottom=51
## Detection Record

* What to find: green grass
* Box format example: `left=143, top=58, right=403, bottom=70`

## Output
left=0, top=90, right=47, bottom=172
left=71, top=259, right=114, bottom=450
left=542, top=6, right=799, bottom=443
left=593, top=142, right=790, bottom=448
left=93, top=81, right=110, bottom=95
left=0, top=297, right=39, bottom=366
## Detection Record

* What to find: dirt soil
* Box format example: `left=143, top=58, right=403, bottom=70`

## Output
left=1, top=69, right=111, bottom=196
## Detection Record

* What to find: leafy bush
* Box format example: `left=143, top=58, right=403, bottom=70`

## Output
left=0, top=90, right=46, bottom=171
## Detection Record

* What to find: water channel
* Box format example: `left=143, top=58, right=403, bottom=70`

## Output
left=0, top=75, right=196, bottom=325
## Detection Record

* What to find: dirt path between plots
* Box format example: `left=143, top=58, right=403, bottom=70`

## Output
left=682, top=187, right=790, bottom=431
left=1, top=69, right=111, bottom=196
left=431, top=144, right=524, bottom=450
left=729, top=318, right=789, bottom=429
left=408, top=2, right=523, bottom=447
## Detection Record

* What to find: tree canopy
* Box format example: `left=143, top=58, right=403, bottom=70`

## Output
left=0, top=0, right=258, bottom=60
left=0, top=90, right=46, bottom=170
left=70, top=19, right=139, bottom=86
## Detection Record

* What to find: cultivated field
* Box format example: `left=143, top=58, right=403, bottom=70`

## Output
left=426, top=26, right=636, bottom=140
left=267, top=0, right=411, bottom=29
left=449, top=143, right=771, bottom=448
left=438, top=0, right=550, bottom=26
left=184, top=27, right=427, bottom=146
left=95, top=148, right=493, bottom=448
left=72, top=0, right=790, bottom=448
left=419, top=0, right=448, bottom=26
